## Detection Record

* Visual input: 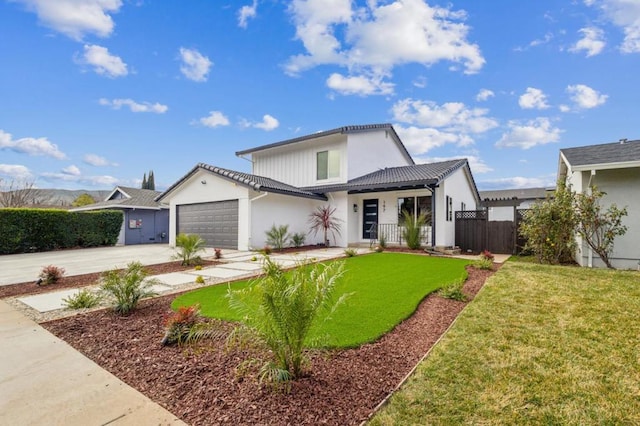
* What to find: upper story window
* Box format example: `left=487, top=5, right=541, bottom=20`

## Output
left=317, top=150, right=340, bottom=180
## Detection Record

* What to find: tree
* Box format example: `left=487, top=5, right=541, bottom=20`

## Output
left=519, top=181, right=576, bottom=264
left=0, top=178, right=49, bottom=207
left=141, top=170, right=155, bottom=190
left=227, top=257, right=348, bottom=386
left=141, top=173, right=148, bottom=190
left=308, top=205, right=342, bottom=246
left=574, top=186, right=628, bottom=269
left=72, top=193, right=96, bottom=207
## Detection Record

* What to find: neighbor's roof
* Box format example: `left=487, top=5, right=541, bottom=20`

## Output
left=303, top=159, right=474, bottom=194
left=561, top=138, right=640, bottom=169
left=479, top=187, right=552, bottom=201
left=235, top=123, right=414, bottom=164
left=156, top=163, right=328, bottom=202
left=71, top=186, right=166, bottom=211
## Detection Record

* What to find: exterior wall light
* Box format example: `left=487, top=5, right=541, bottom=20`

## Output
left=353, top=203, right=358, bottom=212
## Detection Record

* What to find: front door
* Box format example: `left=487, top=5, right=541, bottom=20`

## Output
left=362, top=199, right=378, bottom=239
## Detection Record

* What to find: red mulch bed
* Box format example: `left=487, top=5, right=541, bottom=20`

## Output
left=42, top=263, right=497, bottom=425
left=0, top=260, right=220, bottom=299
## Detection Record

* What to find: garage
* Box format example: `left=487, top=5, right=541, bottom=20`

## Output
left=176, top=200, right=239, bottom=249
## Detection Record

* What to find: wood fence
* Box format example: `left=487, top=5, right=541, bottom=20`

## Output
left=455, top=210, right=528, bottom=254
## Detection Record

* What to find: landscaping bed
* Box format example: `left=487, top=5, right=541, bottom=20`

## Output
left=42, top=264, right=496, bottom=426
left=0, top=260, right=220, bottom=299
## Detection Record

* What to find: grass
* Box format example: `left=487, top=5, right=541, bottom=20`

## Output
left=172, top=253, right=468, bottom=348
left=369, top=260, right=640, bottom=425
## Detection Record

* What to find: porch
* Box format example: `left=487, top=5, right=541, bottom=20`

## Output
left=367, top=223, right=433, bottom=247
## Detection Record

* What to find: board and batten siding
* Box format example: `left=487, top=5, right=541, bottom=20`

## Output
left=252, top=134, right=347, bottom=187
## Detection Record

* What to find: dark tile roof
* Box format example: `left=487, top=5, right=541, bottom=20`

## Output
left=479, top=187, right=552, bottom=201
left=235, top=123, right=414, bottom=164
left=71, top=186, right=166, bottom=211
left=156, top=163, right=328, bottom=201
left=561, top=139, right=640, bottom=167
left=303, top=159, right=469, bottom=193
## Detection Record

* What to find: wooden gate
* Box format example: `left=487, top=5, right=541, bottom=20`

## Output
left=455, top=210, right=521, bottom=254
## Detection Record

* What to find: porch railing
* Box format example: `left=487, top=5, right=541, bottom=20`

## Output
left=369, top=223, right=432, bottom=247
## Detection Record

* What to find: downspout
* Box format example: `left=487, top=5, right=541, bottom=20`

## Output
left=249, top=192, right=269, bottom=249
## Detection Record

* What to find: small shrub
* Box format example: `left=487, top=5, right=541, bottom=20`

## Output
left=262, top=245, right=272, bottom=255
left=251, top=256, right=258, bottom=262
left=62, top=288, right=103, bottom=309
left=265, top=224, right=290, bottom=250
left=374, top=245, right=384, bottom=253
left=480, top=250, right=494, bottom=261
left=401, top=210, right=427, bottom=250
left=101, top=261, right=158, bottom=315
left=344, top=248, right=357, bottom=257
left=174, top=233, right=206, bottom=266
left=214, top=248, right=222, bottom=259
left=290, top=232, right=306, bottom=248
left=161, top=304, right=200, bottom=345
left=38, top=265, right=65, bottom=285
left=194, top=265, right=203, bottom=271
left=439, top=279, right=468, bottom=301
left=195, top=275, right=205, bottom=284
left=473, top=257, right=493, bottom=270
left=378, top=233, right=387, bottom=249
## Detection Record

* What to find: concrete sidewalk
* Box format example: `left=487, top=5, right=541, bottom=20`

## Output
left=0, top=245, right=179, bottom=286
left=0, top=300, right=185, bottom=426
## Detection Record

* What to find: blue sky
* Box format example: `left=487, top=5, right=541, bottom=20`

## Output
left=1, top=0, right=638, bottom=192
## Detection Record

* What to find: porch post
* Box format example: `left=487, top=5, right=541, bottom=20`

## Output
left=430, top=185, right=436, bottom=247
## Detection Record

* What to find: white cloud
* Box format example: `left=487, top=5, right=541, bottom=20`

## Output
left=238, top=0, right=258, bottom=28
left=83, top=153, right=116, bottom=167
left=515, top=32, right=554, bottom=51
left=559, top=104, right=571, bottom=113
left=496, top=118, right=563, bottom=149
left=476, top=89, right=495, bottom=102
left=417, top=154, right=493, bottom=174
left=11, top=0, right=122, bottom=40
left=326, top=73, right=394, bottom=96
left=392, top=98, right=498, bottom=134
left=479, top=175, right=557, bottom=190
left=99, top=98, right=168, bottom=113
left=197, top=111, right=230, bottom=128
left=0, top=129, right=66, bottom=159
left=0, top=164, right=32, bottom=179
left=394, top=125, right=461, bottom=155
left=570, top=27, right=606, bottom=57
left=245, top=114, right=280, bottom=131
left=41, top=172, right=119, bottom=187
left=566, top=84, right=608, bottom=109
left=285, top=0, right=484, bottom=86
left=585, top=0, right=640, bottom=53
left=62, top=165, right=81, bottom=176
left=518, top=87, right=550, bottom=110
left=80, top=44, right=128, bottom=78
left=179, top=47, right=212, bottom=82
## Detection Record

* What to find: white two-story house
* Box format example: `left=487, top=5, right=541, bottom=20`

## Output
left=157, top=124, right=480, bottom=251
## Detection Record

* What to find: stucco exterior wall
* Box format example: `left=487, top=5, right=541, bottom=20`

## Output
left=573, top=167, right=640, bottom=269
left=435, top=167, right=478, bottom=247
left=164, top=169, right=250, bottom=249
left=346, top=130, right=412, bottom=179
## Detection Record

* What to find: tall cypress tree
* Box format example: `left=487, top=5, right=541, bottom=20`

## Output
left=148, top=170, right=155, bottom=190
left=141, top=173, right=148, bottom=189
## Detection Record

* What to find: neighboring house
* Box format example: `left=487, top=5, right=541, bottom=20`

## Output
left=157, top=124, right=480, bottom=250
left=558, top=138, right=640, bottom=269
left=71, top=186, right=169, bottom=245
left=479, top=187, right=554, bottom=221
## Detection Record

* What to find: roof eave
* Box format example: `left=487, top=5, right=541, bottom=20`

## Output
left=570, top=160, right=640, bottom=172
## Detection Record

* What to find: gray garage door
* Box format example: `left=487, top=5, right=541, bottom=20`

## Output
left=177, top=200, right=239, bottom=249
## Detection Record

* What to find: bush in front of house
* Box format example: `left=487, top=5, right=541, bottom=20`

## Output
left=100, top=261, right=158, bottom=315
left=265, top=224, right=290, bottom=250
left=63, top=288, right=103, bottom=309
left=0, top=208, right=122, bottom=254
left=174, top=233, right=206, bottom=266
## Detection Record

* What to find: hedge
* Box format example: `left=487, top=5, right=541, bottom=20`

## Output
left=0, top=208, right=123, bottom=254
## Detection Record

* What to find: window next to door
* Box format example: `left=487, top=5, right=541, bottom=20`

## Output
left=398, top=196, right=432, bottom=223
left=317, top=150, right=340, bottom=180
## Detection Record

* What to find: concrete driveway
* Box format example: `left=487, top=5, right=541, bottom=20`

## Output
left=0, top=244, right=179, bottom=286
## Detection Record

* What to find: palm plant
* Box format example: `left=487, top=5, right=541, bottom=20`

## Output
left=401, top=210, right=427, bottom=250
left=265, top=224, right=290, bottom=250
left=100, top=261, right=158, bottom=315
left=174, top=233, right=206, bottom=266
left=226, top=257, right=349, bottom=385
left=308, top=205, right=342, bottom=246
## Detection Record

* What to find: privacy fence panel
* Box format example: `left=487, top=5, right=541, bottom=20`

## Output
left=455, top=210, right=523, bottom=254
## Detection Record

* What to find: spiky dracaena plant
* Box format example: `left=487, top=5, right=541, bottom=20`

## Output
left=308, top=205, right=342, bottom=246
left=227, top=257, right=349, bottom=386
left=174, top=233, right=206, bottom=266
left=401, top=210, right=427, bottom=250
left=100, top=261, right=158, bottom=315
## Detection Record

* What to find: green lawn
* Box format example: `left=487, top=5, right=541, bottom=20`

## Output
left=172, top=253, right=468, bottom=348
left=370, top=260, right=640, bottom=425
